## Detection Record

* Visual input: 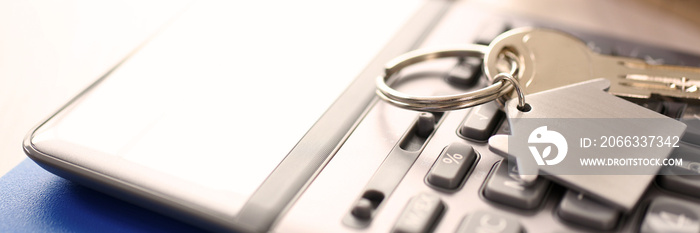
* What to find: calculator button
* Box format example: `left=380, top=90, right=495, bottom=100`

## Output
left=557, top=191, right=620, bottom=231
left=392, top=193, right=444, bottom=233
left=483, top=161, right=549, bottom=210
left=681, top=105, right=700, bottom=145
left=445, top=57, right=482, bottom=87
left=459, top=102, right=503, bottom=141
left=657, top=143, right=700, bottom=198
left=474, top=18, right=511, bottom=45
left=663, top=102, right=687, bottom=119
left=640, top=196, right=700, bottom=233
left=639, top=101, right=664, bottom=113
left=456, top=211, right=522, bottom=233
left=681, top=119, right=700, bottom=145
left=351, top=198, right=374, bottom=220
left=416, top=112, right=437, bottom=138
left=426, top=142, right=477, bottom=189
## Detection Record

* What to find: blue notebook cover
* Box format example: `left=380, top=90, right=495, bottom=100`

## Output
left=0, top=159, right=207, bottom=233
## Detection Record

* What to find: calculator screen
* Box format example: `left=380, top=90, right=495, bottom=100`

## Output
left=30, top=0, right=421, bottom=215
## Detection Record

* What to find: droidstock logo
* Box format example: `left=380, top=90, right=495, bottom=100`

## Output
left=528, top=126, right=568, bottom=166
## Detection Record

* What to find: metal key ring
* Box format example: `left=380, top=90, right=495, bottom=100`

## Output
left=492, top=72, right=530, bottom=111
left=375, top=44, right=524, bottom=112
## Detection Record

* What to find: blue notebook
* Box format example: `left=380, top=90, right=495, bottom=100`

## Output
left=0, top=159, right=206, bottom=233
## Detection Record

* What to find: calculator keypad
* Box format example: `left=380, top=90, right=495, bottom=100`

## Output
left=276, top=3, right=700, bottom=232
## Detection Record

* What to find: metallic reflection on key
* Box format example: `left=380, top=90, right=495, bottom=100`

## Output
left=624, top=74, right=700, bottom=94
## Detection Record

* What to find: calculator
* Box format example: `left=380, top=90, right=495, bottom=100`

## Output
left=23, top=1, right=700, bottom=232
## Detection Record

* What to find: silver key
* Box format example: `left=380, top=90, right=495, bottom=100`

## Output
left=484, top=28, right=700, bottom=99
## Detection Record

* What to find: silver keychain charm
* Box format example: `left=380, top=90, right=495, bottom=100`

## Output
left=375, top=44, right=528, bottom=112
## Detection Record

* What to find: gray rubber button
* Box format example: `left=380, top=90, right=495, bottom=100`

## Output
left=426, top=142, right=477, bottom=189
left=392, top=193, right=444, bottom=233
left=483, top=161, right=549, bottom=209
left=557, top=191, right=620, bottom=231
left=459, top=102, right=503, bottom=141
left=681, top=105, right=700, bottom=145
left=641, top=196, right=700, bottom=233
left=445, top=57, right=482, bottom=87
left=351, top=198, right=374, bottom=220
left=657, top=143, right=700, bottom=198
left=456, top=211, right=522, bottom=233
left=416, top=112, right=436, bottom=138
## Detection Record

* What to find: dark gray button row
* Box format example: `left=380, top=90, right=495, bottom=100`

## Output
left=657, top=142, right=700, bottom=198
left=641, top=196, right=700, bottom=233
left=557, top=191, right=621, bottom=231
left=445, top=57, right=482, bottom=88
left=426, top=142, right=477, bottom=190
left=392, top=193, right=444, bottom=233
left=483, top=161, right=550, bottom=210
left=459, top=102, right=503, bottom=141
left=456, top=211, right=523, bottom=233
